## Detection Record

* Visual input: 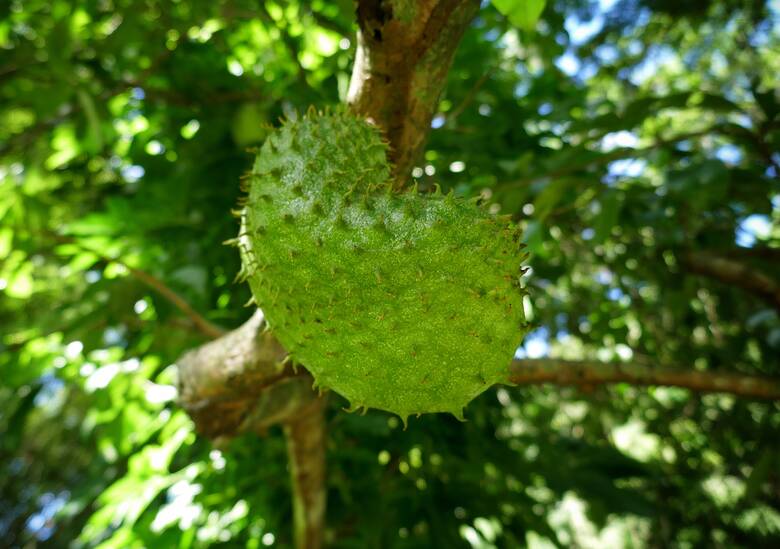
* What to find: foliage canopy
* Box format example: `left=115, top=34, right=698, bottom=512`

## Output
left=1, top=0, right=779, bottom=547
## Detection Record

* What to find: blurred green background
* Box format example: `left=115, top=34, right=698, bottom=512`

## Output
left=1, top=0, right=779, bottom=547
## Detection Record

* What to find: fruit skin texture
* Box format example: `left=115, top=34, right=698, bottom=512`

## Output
left=239, top=108, right=527, bottom=420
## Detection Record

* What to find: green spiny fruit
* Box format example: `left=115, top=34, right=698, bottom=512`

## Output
left=237, top=107, right=528, bottom=421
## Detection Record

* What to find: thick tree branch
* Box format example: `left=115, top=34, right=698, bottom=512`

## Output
left=681, top=250, right=780, bottom=313
left=177, top=310, right=301, bottom=438
left=177, top=317, right=780, bottom=439
left=176, top=311, right=324, bottom=549
left=508, top=359, right=780, bottom=400
left=722, top=246, right=780, bottom=263
left=348, top=0, right=481, bottom=186
left=175, top=318, right=779, bottom=546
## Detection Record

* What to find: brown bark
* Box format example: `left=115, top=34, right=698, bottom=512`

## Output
left=508, top=359, right=780, bottom=400
left=176, top=311, right=327, bottom=547
left=284, top=398, right=327, bottom=549
left=178, top=329, right=780, bottom=426
left=348, top=0, right=481, bottom=186
left=177, top=310, right=301, bottom=438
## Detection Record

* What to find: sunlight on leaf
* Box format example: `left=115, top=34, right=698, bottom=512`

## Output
left=493, top=0, right=547, bottom=31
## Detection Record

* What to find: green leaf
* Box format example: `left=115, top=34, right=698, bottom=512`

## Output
left=0, top=227, right=12, bottom=259
left=493, top=0, right=547, bottom=31
left=6, top=262, right=33, bottom=299
left=593, top=190, right=621, bottom=243
left=533, top=178, right=571, bottom=221
left=744, top=449, right=774, bottom=501
left=522, top=220, right=546, bottom=256
left=231, top=103, right=269, bottom=146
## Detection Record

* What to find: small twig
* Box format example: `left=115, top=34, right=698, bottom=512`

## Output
left=499, top=128, right=715, bottom=190
left=446, top=66, right=496, bottom=123
left=123, top=266, right=225, bottom=339
left=53, top=234, right=225, bottom=339
left=306, top=7, right=353, bottom=36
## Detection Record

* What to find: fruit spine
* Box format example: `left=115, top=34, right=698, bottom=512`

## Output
left=236, top=107, right=528, bottom=421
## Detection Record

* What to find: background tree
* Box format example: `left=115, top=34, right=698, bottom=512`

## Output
left=1, top=1, right=779, bottom=548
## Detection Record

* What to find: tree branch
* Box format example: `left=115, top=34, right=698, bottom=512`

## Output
left=125, top=266, right=226, bottom=339
left=347, top=0, right=481, bottom=186
left=721, top=246, right=780, bottom=263
left=174, top=322, right=780, bottom=545
left=446, top=65, right=496, bottom=123
left=177, top=318, right=780, bottom=440
left=177, top=310, right=302, bottom=438
left=51, top=234, right=226, bottom=339
left=681, top=250, right=780, bottom=313
left=176, top=310, right=326, bottom=549
left=284, top=397, right=327, bottom=549
left=499, top=128, right=715, bottom=190
left=508, top=359, right=780, bottom=400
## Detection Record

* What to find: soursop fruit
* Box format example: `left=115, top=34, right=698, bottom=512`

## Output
left=237, top=107, right=528, bottom=420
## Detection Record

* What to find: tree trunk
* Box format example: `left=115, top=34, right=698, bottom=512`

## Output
left=348, top=0, right=481, bottom=185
